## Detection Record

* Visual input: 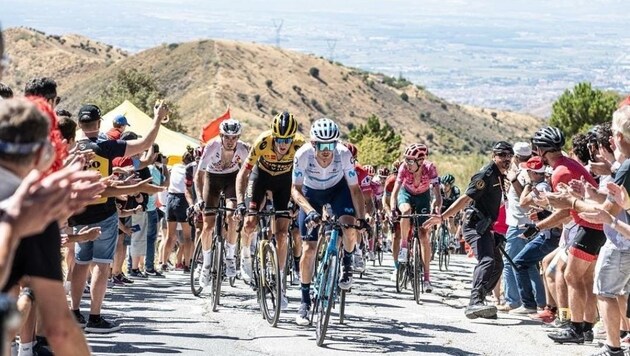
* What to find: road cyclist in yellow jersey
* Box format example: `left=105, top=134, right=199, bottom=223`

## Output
left=235, top=111, right=305, bottom=310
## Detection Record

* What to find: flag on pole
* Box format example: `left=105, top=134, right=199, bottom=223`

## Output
left=200, top=108, right=231, bottom=144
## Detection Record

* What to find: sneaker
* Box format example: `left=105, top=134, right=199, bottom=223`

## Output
left=338, top=266, right=353, bottom=290
left=510, top=306, right=538, bottom=315
left=465, top=303, right=498, bottom=319
left=84, top=316, right=121, bottom=334
left=74, top=311, right=87, bottom=328
left=584, top=329, right=594, bottom=343
left=548, top=327, right=584, bottom=344
left=296, top=303, right=310, bottom=326
left=542, top=318, right=569, bottom=331
left=145, top=268, right=165, bottom=278
left=368, top=251, right=375, bottom=261
left=530, top=307, right=556, bottom=323
left=183, top=265, right=191, bottom=273
left=398, top=248, right=408, bottom=262
left=281, top=293, right=289, bottom=311
left=353, top=252, right=365, bottom=273
left=621, top=334, right=630, bottom=346
left=225, top=258, right=237, bottom=278
left=83, top=285, right=91, bottom=295
left=116, top=273, right=134, bottom=284
left=160, top=264, right=169, bottom=273
left=33, top=336, right=53, bottom=356
left=175, top=263, right=184, bottom=270
left=199, top=266, right=211, bottom=288
left=496, top=304, right=516, bottom=312
left=423, top=280, right=433, bottom=293
left=111, top=275, right=125, bottom=286
left=241, top=255, right=253, bottom=282
left=590, top=344, right=625, bottom=356
left=129, top=269, right=148, bottom=278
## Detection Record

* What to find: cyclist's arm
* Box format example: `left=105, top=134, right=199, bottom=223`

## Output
left=390, top=181, right=402, bottom=212
left=194, top=168, right=204, bottom=203
left=382, top=192, right=391, bottom=213
left=431, top=183, right=442, bottom=213
left=235, top=165, right=251, bottom=205
left=441, top=195, right=472, bottom=220
left=349, top=183, right=366, bottom=219
left=291, top=183, right=316, bottom=214
left=363, top=191, right=375, bottom=216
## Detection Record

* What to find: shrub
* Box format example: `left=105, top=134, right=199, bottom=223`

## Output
left=265, top=79, right=273, bottom=88
left=400, top=93, right=409, bottom=102
left=309, top=67, right=320, bottom=78
left=253, top=94, right=261, bottom=102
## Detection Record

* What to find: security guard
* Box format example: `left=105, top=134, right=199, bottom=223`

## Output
left=425, top=141, right=514, bottom=319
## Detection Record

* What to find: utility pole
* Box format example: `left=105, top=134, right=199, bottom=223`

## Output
left=272, top=19, right=284, bottom=47
left=326, top=38, right=337, bottom=62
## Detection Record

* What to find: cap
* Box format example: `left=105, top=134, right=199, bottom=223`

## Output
left=513, top=142, right=532, bottom=157
left=120, top=131, right=141, bottom=141
left=519, top=156, right=546, bottom=173
left=77, top=104, right=102, bottom=123
left=113, top=115, right=130, bottom=126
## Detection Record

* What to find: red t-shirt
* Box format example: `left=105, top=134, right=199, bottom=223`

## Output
left=107, top=127, right=123, bottom=140
left=551, top=156, right=603, bottom=231
left=113, top=156, right=133, bottom=168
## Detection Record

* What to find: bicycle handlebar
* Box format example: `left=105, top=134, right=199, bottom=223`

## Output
left=246, top=209, right=292, bottom=218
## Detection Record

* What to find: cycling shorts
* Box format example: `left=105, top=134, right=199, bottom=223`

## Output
left=567, top=225, right=606, bottom=262
left=397, top=187, right=431, bottom=225
left=203, top=171, right=238, bottom=215
left=299, top=179, right=355, bottom=241
left=246, top=166, right=292, bottom=212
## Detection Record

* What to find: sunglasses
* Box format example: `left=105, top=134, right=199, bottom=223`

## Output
left=274, top=137, right=293, bottom=145
left=315, top=141, right=337, bottom=151
left=496, top=152, right=513, bottom=159
left=405, top=158, right=424, bottom=165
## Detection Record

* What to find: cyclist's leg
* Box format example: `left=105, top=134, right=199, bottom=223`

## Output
left=223, top=171, right=239, bottom=261
left=397, top=187, right=413, bottom=257
left=271, top=173, right=292, bottom=274
left=241, top=168, right=265, bottom=260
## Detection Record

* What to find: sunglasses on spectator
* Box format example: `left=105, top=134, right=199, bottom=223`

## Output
left=274, top=137, right=293, bottom=144
left=496, top=152, right=513, bottom=159
left=315, top=141, right=337, bottom=151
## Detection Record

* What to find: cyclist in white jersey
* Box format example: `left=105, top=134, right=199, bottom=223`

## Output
left=194, top=119, right=250, bottom=286
left=291, top=118, right=369, bottom=326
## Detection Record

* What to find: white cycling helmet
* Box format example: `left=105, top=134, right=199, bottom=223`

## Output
left=219, top=119, right=242, bottom=136
left=309, top=118, right=340, bottom=142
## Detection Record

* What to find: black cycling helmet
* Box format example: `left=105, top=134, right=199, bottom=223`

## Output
left=492, top=141, right=514, bottom=155
left=441, top=174, right=455, bottom=185
left=531, top=126, right=565, bottom=152
left=272, top=111, right=298, bottom=139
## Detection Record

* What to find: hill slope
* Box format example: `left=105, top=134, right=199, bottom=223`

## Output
left=3, top=27, right=543, bottom=154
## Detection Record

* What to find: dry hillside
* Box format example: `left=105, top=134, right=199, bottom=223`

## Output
left=3, top=27, right=543, bottom=154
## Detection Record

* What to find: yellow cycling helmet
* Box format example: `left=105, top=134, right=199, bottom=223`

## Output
left=272, top=111, right=298, bottom=139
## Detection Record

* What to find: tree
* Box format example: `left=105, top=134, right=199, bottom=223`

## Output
left=549, top=82, right=619, bottom=137
left=309, top=67, right=320, bottom=78
left=348, top=115, right=401, bottom=166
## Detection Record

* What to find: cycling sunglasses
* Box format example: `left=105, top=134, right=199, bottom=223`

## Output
left=274, top=137, right=293, bottom=144
left=315, top=141, right=337, bottom=151
left=405, top=157, right=424, bottom=165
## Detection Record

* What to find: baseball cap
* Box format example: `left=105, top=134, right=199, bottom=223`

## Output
left=77, top=104, right=102, bottom=123
left=519, top=156, right=546, bottom=173
left=113, top=114, right=130, bottom=126
left=513, top=142, right=532, bottom=157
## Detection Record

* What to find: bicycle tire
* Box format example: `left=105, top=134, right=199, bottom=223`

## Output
left=211, top=238, right=224, bottom=312
left=190, top=239, right=205, bottom=296
left=260, top=242, right=282, bottom=327
left=437, top=224, right=446, bottom=271
left=339, top=288, right=346, bottom=325
left=230, top=232, right=242, bottom=287
left=395, top=263, right=406, bottom=293
left=412, top=236, right=422, bottom=304
left=316, top=255, right=337, bottom=347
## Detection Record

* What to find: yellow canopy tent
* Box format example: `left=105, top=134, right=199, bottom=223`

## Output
left=100, top=100, right=200, bottom=165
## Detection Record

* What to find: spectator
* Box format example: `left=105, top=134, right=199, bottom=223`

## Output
left=106, top=115, right=130, bottom=140
left=55, top=109, right=73, bottom=121
left=0, top=82, right=12, bottom=99
left=145, top=146, right=167, bottom=277
left=58, top=116, right=78, bottom=149
left=24, top=78, right=60, bottom=110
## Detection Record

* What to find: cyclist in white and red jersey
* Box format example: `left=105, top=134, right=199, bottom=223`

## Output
left=195, top=119, right=250, bottom=287
left=390, top=143, right=441, bottom=292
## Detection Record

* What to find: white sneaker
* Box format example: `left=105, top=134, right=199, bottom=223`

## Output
left=354, top=251, right=365, bottom=273
left=368, top=251, right=375, bottom=261
left=509, top=306, right=537, bottom=315
left=199, top=266, right=211, bottom=288
left=423, top=280, right=433, bottom=293
left=241, top=255, right=253, bottom=282
left=398, top=248, right=408, bottom=262
left=296, top=303, right=310, bottom=326
left=281, top=294, right=289, bottom=311
left=225, top=258, right=237, bottom=278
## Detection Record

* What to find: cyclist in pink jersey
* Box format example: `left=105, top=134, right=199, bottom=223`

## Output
left=390, top=143, right=441, bottom=292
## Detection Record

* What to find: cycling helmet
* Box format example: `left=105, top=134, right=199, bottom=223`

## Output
left=344, top=142, right=358, bottom=158
left=404, top=143, right=428, bottom=160
left=392, top=160, right=401, bottom=173
left=441, top=174, right=455, bottom=185
left=272, top=111, right=298, bottom=138
left=377, top=167, right=390, bottom=177
left=310, top=118, right=340, bottom=142
left=531, top=126, right=565, bottom=152
left=219, top=118, right=242, bottom=136
left=492, top=141, right=514, bottom=155
left=364, top=165, right=375, bottom=176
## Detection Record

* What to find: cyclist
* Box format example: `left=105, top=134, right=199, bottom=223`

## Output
left=195, top=119, right=250, bottom=286
left=389, top=143, right=441, bottom=293
left=235, top=111, right=304, bottom=310
left=383, top=161, right=402, bottom=277
left=291, top=118, right=368, bottom=326
left=440, top=174, right=461, bottom=247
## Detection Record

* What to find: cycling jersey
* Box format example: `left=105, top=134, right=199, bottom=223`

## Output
left=371, top=177, right=384, bottom=199
left=245, top=130, right=305, bottom=176
left=292, top=143, right=358, bottom=189
left=396, top=160, right=439, bottom=195
left=355, top=165, right=373, bottom=193
left=384, top=174, right=396, bottom=195
left=441, top=185, right=461, bottom=209
left=198, top=138, right=249, bottom=174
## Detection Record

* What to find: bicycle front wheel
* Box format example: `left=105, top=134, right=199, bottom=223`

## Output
left=412, top=237, right=422, bottom=304
left=211, top=237, right=224, bottom=312
left=260, top=242, right=281, bottom=327
left=395, top=263, right=406, bottom=293
left=316, top=255, right=337, bottom=347
left=190, top=239, right=205, bottom=296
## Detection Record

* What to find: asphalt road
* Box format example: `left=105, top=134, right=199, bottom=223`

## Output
left=84, top=254, right=601, bottom=356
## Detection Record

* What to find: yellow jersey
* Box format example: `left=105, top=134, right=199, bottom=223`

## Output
left=244, top=130, right=305, bottom=176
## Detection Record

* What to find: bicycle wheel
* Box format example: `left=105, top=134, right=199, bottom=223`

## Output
left=260, top=242, right=282, bottom=327
left=395, top=263, right=407, bottom=293
left=190, top=239, right=205, bottom=296
left=316, top=255, right=337, bottom=347
left=211, top=237, right=224, bottom=312
left=429, top=227, right=437, bottom=262
left=339, top=289, right=346, bottom=325
left=230, top=233, right=242, bottom=287
left=437, top=225, right=446, bottom=271
left=412, top=236, right=422, bottom=304
left=377, top=238, right=384, bottom=266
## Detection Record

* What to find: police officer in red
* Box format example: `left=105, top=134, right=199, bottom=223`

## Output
left=425, top=141, right=514, bottom=319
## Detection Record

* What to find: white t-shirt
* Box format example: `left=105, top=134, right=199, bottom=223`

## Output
left=198, top=138, right=249, bottom=174
left=505, top=169, right=530, bottom=227
left=292, top=143, right=358, bottom=190
left=168, top=164, right=188, bottom=194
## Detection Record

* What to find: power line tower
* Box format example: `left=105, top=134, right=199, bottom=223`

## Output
left=272, top=18, right=284, bottom=47
left=326, top=38, right=337, bottom=62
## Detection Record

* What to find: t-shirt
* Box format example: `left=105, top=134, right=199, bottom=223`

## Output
left=465, top=162, right=505, bottom=222
left=604, top=159, right=630, bottom=250
left=396, top=160, right=439, bottom=195
left=106, top=127, right=124, bottom=140
left=292, top=143, right=358, bottom=189
left=198, top=138, right=249, bottom=174
left=147, top=165, right=165, bottom=211
left=505, top=169, right=530, bottom=227
left=69, top=137, right=127, bottom=226
left=245, top=130, right=305, bottom=176
left=551, top=156, right=603, bottom=231
left=169, top=164, right=188, bottom=194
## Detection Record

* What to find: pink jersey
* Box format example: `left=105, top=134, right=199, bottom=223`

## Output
left=396, top=160, right=439, bottom=195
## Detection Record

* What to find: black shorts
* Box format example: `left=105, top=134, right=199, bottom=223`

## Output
left=568, top=225, right=606, bottom=262
left=166, top=193, right=189, bottom=223
left=203, top=171, right=238, bottom=214
left=245, top=167, right=291, bottom=211
left=2, top=222, right=63, bottom=291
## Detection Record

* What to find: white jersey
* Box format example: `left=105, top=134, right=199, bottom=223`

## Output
left=198, top=138, right=249, bottom=174
left=292, top=143, right=359, bottom=190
